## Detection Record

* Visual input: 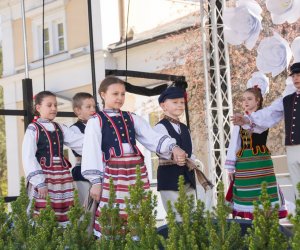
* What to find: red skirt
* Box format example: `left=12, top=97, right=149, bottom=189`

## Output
left=94, top=154, right=150, bottom=237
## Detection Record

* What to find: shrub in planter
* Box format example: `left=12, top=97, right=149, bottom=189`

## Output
left=124, top=166, right=161, bottom=250
left=290, top=183, right=300, bottom=250
left=97, top=178, right=127, bottom=250
left=245, top=182, right=289, bottom=250
left=162, top=176, right=206, bottom=250
left=206, top=182, right=244, bottom=250
left=57, top=190, right=95, bottom=250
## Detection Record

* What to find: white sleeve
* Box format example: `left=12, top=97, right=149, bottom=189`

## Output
left=22, top=124, right=46, bottom=189
left=133, top=114, right=176, bottom=159
left=246, top=97, right=284, bottom=129
left=69, top=125, right=82, bottom=134
left=224, top=125, right=241, bottom=172
left=154, top=123, right=197, bottom=161
left=81, top=116, right=104, bottom=185
left=61, top=124, right=84, bottom=155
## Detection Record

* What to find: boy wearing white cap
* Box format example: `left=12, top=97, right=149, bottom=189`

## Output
left=232, top=62, right=300, bottom=201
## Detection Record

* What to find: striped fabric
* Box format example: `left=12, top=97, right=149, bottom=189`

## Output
left=231, top=149, right=287, bottom=219
left=32, top=157, right=74, bottom=226
left=94, top=154, right=150, bottom=237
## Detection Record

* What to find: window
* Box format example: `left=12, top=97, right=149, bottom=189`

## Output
left=57, top=23, right=65, bottom=52
left=43, top=28, right=50, bottom=56
left=148, top=111, right=163, bottom=180
left=33, top=13, right=67, bottom=60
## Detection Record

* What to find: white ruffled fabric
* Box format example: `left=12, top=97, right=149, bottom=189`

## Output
left=256, top=32, right=292, bottom=77
left=246, top=71, right=269, bottom=96
left=266, top=0, right=300, bottom=24
left=282, top=76, right=297, bottom=97
left=291, top=37, right=300, bottom=63
left=223, top=0, right=262, bottom=50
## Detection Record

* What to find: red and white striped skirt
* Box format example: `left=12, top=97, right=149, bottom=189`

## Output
left=94, top=154, right=150, bottom=237
left=30, top=158, right=74, bottom=227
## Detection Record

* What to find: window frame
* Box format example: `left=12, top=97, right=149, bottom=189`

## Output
left=32, top=9, right=67, bottom=60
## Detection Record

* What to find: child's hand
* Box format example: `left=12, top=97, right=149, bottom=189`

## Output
left=172, top=146, right=187, bottom=166
left=38, top=186, right=48, bottom=199
left=228, top=172, right=234, bottom=182
left=231, top=114, right=249, bottom=126
left=90, top=184, right=102, bottom=202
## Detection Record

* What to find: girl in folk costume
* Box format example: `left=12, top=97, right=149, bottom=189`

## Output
left=81, top=76, right=187, bottom=237
left=22, top=91, right=83, bottom=227
left=225, top=80, right=287, bottom=219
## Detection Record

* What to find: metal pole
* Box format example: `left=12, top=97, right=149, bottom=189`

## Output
left=20, top=0, right=29, bottom=78
left=200, top=0, right=217, bottom=207
left=211, top=0, right=226, bottom=182
left=87, top=0, right=97, bottom=104
left=20, top=0, right=33, bottom=129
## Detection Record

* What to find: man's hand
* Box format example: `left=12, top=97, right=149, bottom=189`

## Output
left=90, top=184, right=102, bottom=202
left=172, top=146, right=187, bottom=166
left=38, top=186, right=48, bottom=199
left=231, top=114, right=250, bottom=126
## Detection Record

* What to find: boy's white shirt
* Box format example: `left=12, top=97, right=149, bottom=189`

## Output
left=22, top=120, right=84, bottom=188
left=153, top=122, right=197, bottom=162
left=81, top=112, right=176, bottom=185
left=69, top=125, right=83, bottom=134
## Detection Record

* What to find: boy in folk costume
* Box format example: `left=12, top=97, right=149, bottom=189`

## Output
left=69, top=92, right=97, bottom=233
left=232, top=63, right=300, bottom=201
left=22, top=91, right=83, bottom=227
left=81, top=76, right=187, bottom=237
left=70, top=92, right=96, bottom=206
left=154, top=87, right=198, bottom=220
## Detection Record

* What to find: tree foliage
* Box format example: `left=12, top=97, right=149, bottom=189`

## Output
left=0, top=47, right=7, bottom=196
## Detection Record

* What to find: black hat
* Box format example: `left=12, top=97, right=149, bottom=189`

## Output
left=289, top=62, right=300, bottom=76
left=158, top=87, right=185, bottom=104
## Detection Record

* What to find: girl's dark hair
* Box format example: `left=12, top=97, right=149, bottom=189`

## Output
left=98, top=76, right=125, bottom=104
left=244, top=87, right=263, bottom=110
left=72, top=92, right=94, bottom=110
left=33, top=91, right=56, bottom=115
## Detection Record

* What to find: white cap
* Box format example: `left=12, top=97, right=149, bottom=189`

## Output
left=247, top=72, right=270, bottom=96
left=256, top=32, right=292, bottom=77
left=266, top=0, right=300, bottom=24
left=223, top=0, right=262, bottom=50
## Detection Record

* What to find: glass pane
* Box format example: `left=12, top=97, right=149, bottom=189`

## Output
left=151, top=153, right=158, bottom=179
left=44, top=42, right=50, bottom=56
left=59, top=38, right=64, bottom=51
left=57, top=23, right=64, bottom=37
left=43, top=28, right=49, bottom=41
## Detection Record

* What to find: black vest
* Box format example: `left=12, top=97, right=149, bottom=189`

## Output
left=34, top=122, right=69, bottom=168
left=70, top=120, right=87, bottom=182
left=283, top=92, right=300, bottom=145
left=157, top=119, right=195, bottom=191
left=98, top=111, right=139, bottom=161
left=71, top=121, right=86, bottom=157
left=240, top=128, right=269, bottom=149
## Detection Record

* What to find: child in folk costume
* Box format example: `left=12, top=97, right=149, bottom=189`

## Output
left=70, top=92, right=96, bottom=206
left=22, top=91, right=83, bottom=226
left=69, top=92, right=97, bottom=233
left=225, top=82, right=287, bottom=219
left=153, top=87, right=197, bottom=220
left=81, top=76, right=187, bottom=237
left=232, top=63, right=300, bottom=201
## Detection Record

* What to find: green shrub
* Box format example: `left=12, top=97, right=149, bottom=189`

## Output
left=290, top=183, right=300, bottom=250
left=246, top=182, right=288, bottom=250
